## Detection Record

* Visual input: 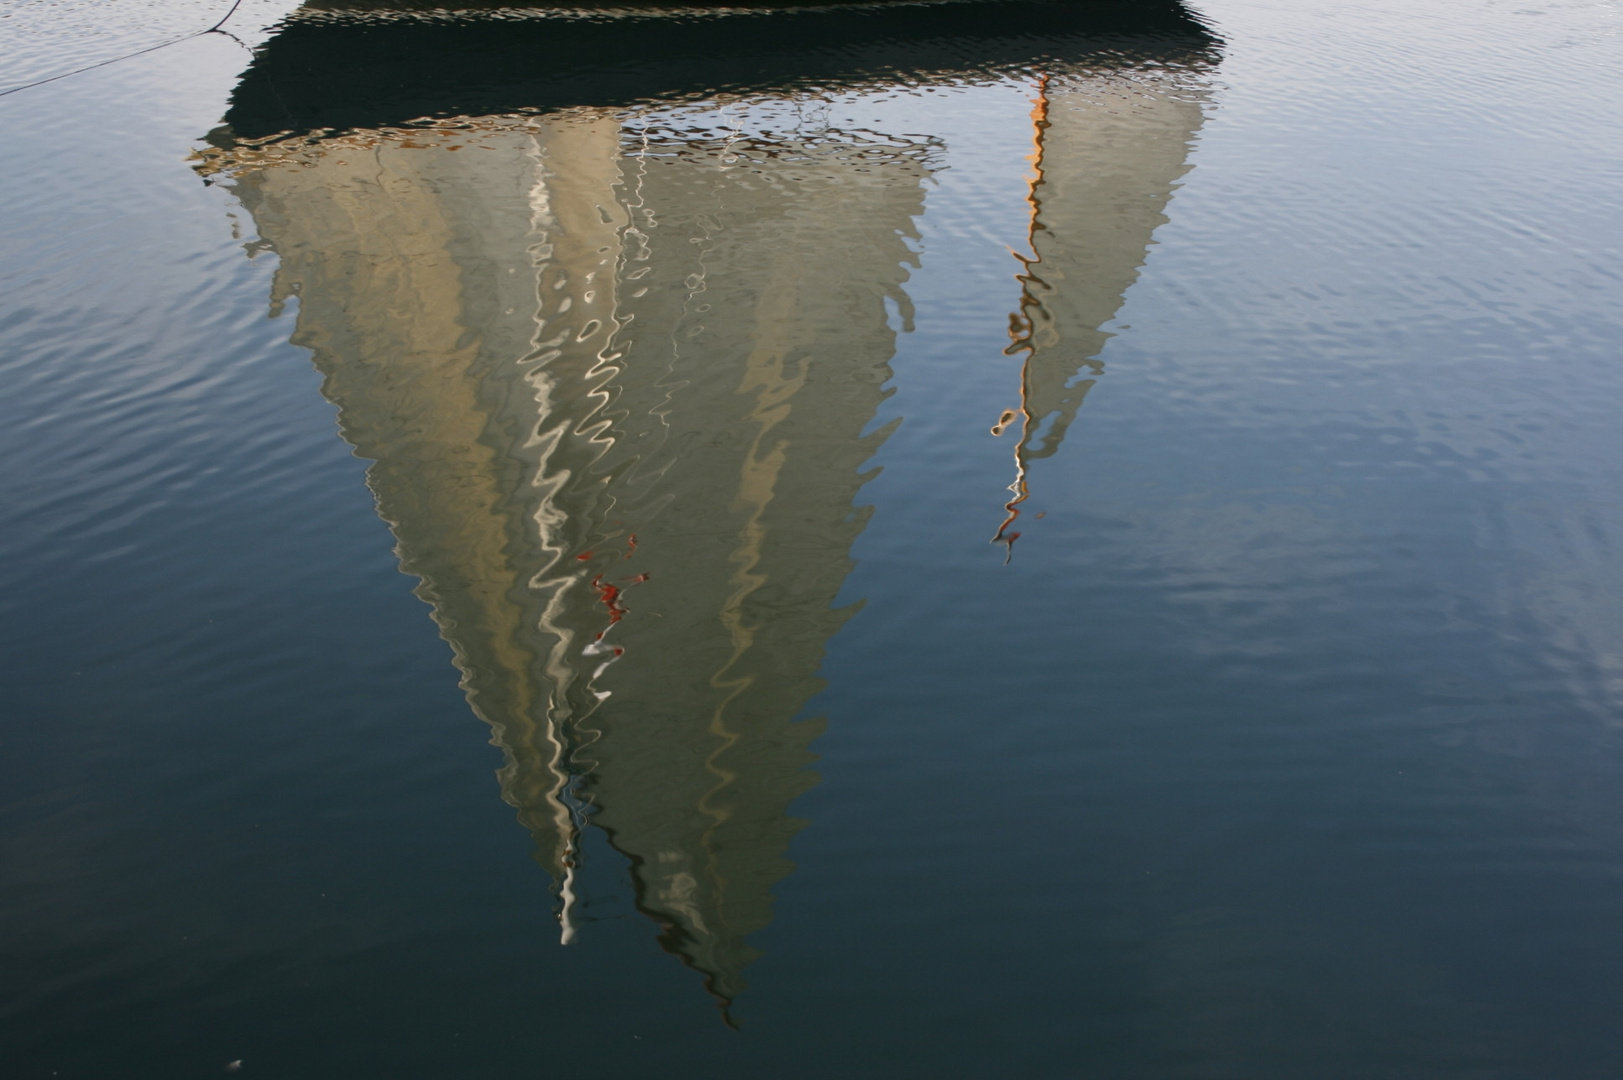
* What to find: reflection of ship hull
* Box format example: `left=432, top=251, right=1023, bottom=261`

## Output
left=214, top=0, right=1214, bottom=142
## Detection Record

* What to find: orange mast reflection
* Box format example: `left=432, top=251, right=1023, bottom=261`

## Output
left=991, top=74, right=1051, bottom=564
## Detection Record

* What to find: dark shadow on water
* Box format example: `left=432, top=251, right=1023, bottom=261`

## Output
left=216, top=0, right=1216, bottom=141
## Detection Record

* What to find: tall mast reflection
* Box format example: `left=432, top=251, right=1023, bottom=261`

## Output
left=993, top=68, right=1209, bottom=558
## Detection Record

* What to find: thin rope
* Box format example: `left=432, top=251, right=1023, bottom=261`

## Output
left=0, top=0, right=248, bottom=99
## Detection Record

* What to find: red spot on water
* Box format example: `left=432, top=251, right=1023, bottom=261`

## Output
left=625, top=533, right=638, bottom=558
left=590, top=573, right=628, bottom=640
left=576, top=551, right=594, bottom=561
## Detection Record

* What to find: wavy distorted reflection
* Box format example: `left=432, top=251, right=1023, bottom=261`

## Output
left=993, top=69, right=1208, bottom=558
left=211, top=109, right=932, bottom=1013
left=197, top=0, right=1215, bottom=1017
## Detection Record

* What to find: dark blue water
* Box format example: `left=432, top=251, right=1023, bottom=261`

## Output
left=5, top=0, right=1623, bottom=1076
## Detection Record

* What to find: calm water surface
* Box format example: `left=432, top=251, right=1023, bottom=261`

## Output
left=4, top=0, right=1623, bottom=1076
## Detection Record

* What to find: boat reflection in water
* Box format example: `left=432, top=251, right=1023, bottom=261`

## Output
left=197, top=0, right=1216, bottom=1015
left=992, top=69, right=1208, bottom=558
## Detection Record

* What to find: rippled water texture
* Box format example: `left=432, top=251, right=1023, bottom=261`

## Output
left=4, top=0, right=1623, bottom=1076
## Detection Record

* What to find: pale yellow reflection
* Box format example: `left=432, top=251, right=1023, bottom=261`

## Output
left=211, top=107, right=934, bottom=1010
left=993, top=69, right=1209, bottom=557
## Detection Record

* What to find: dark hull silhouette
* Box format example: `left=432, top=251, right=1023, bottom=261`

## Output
left=217, top=0, right=1214, bottom=141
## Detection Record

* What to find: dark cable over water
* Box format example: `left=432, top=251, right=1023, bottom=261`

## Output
left=0, top=0, right=246, bottom=98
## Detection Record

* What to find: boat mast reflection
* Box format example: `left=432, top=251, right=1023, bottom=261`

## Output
left=993, top=67, right=1209, bottom=559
